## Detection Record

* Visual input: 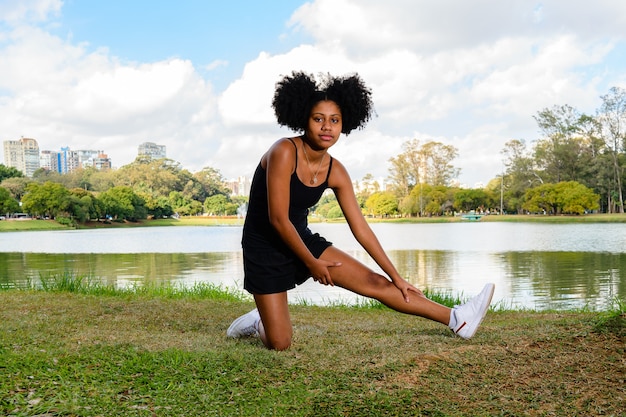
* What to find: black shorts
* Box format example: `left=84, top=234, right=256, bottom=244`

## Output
left=243, top=230, right=332, bottom=294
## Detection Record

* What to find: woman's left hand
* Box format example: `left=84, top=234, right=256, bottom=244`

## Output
left=392, top=278, right=424, bottom=303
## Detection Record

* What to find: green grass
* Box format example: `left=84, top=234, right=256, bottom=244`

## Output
left=3, top=212, right=626, bottom=233
left=5, top=272, right=467, bottom=310
left=0, top=219, right=68, bottom=231
left=5, top=271, right=248, bottom=302
left=1, top=275, right=624, bottom=416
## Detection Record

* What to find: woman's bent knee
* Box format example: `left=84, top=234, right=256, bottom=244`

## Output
left=265, top=335, right=292, bottom=351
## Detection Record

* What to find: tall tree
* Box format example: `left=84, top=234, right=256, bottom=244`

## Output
left=0, top=177, right=31, bottom=201
left=420, top=141, right=460, bottom=186
left=387, top=153, right=412, bottom=198
left=597, top=86, right=626, bottom=213
left=388, top=139, right=459, bottom=195
left=533, top=104, right=589, bottom=183
left=193, top=167, right=230, bottom=198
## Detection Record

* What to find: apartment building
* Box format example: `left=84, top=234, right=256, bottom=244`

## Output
left=40, top=150, right=61, bottom=173
left=91, top=153, right=112, bottom=170
left=224, top=176, right=251, bottom=197
left=3, top=137, right=40, bottom=177
left=138, top=142, right=166, bottom=160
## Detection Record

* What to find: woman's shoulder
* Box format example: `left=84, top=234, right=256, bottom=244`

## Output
left=263, top=136, right=298, bottom=167
left=328, top=157, right=351, bottom=186
left=266, top=136, right=300, bottom=157
left=269, top=136, right=299, bottom=150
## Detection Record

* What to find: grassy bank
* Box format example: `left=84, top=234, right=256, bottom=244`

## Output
left=2, top=212, right=626, bottom=232
left=1, top=279, right=624, bottom=416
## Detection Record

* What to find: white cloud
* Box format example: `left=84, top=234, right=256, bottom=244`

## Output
left=0, top=0, right=62, bottom=24
left=1, top=0, right=625, bottom=186
left=0, top=23, right=218, bottom=169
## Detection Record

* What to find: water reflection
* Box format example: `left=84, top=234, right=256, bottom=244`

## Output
left=2, top=223, right=626, bottom=309
left=0, top=252, right=243, bottom=289
left=499, top=251, right=626, bottom=310
left=1, top=247, right=624, bottom=310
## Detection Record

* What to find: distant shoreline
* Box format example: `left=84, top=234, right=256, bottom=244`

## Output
left=1, top=212, right=626, bottom=232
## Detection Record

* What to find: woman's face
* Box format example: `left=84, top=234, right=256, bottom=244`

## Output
left=305, top=100, right=342, bottom=150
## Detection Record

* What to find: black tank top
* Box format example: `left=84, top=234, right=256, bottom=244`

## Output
left=243, top=138, right=333, bottom=245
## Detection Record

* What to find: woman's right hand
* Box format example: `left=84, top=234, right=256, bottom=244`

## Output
left=308, top=259, right=342, bottom=286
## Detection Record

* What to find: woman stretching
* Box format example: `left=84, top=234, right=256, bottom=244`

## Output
left=227, top=71, right=494, bottom=350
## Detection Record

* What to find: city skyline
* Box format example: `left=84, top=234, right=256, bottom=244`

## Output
left=3, top=138, right=171, bottom=176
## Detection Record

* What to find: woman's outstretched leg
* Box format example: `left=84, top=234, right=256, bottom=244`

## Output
left=320, top=246, right=494, bottom=339
left=320, top=246, right=451, bottom=321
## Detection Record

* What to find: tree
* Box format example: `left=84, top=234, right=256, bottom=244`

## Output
left=556, top=181, right=600, bottom=215
left=522, top=183, right=559, bottom=214
left=522, top=182, right=599, bottom=215
left=387, top=152, right=413, bottom=198
left=21, top=182, right=71, bottom=218
left=388, top=139, right=460, bottom=197
left=533, top=104, right=590, bottom=183
left=89, top=168, right=117, bottom=192
left=0, top=177, right=31, bottom=201
left=115, top=158, right=189, bottom=196
left=453, top=188, right=491, bottom=213
left=204, top=194, right=238, bottom=216
left=500, top=139, right=540, bottom=213
left=401, top=184, right=454, bottom=216
left=68, top=188, right=103, bottom=222
left=314, top=193, right=342, bottom=219
left=0, top=187, right=19, bottom=214
left=597, top=86, right=626, bottom=213
left=193, top=167, right=231, bottom=198
left=99, top=186, right=146, bottom=221
left=421, top=141, right=460, bottom=186
left=365, top=192, right=398, bottom=217
left=0, top=164, right=24, bottom=182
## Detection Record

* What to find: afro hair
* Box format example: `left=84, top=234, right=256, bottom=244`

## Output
left=271, top=71, right=374, bottom=135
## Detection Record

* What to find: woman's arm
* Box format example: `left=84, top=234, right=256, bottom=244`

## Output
left=264, top=139, right=340, bottom=285
left=329, top=160, right=421, bottom=302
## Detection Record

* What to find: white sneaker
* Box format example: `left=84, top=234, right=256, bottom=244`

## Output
left=451, top=283, right=495, bottom=339
left=227, top=308, right=260, bottom=338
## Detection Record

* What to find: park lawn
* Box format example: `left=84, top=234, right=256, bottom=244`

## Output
left=2, top=212, right=626, bottom=233
left=0, top=219, right=67, bottom=231
left=1, top=291, right=624, bottom=416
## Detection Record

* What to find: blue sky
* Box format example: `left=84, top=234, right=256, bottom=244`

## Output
left=54, top=1, right=310, bottom=90
left=1, top=0, right=626, bottom=187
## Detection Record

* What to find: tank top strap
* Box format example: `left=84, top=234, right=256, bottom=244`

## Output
left=286, top=137, right=298, bottom=169
left=324, top=156, right=333, bottom=183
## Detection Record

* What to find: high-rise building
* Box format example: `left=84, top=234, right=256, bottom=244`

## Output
left=57, top=148, right=111, bottom=173
left=138, top=142, right=166, bottom=160
left=225, top=176, right=251, bottom=197
left=40, top=150, right=61, bottom=173
left=59, top=147, right=80, bottom=174
left=3, top=137, right=40, bottom=177
left=75, top=149, right=104, bottom=169
left=91, top=153, right=112, bottom=170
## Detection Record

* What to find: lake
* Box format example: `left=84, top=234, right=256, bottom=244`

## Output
left=1, top=222, right=624, bottom=310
